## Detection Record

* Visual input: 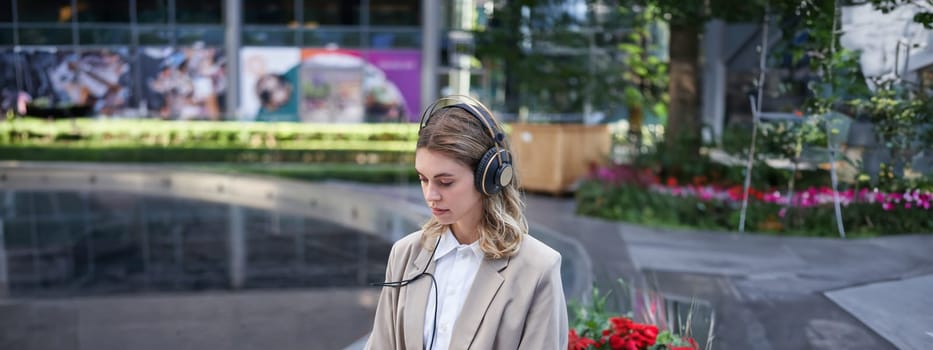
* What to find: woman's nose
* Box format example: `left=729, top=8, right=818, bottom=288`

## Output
left=425, top=185, right=441, bottom=201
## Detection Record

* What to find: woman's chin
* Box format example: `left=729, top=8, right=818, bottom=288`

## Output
left=434, top=216, right=456, bottom=225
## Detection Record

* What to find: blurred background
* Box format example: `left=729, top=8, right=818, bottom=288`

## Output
left=0, top=0, right=931, bottom=349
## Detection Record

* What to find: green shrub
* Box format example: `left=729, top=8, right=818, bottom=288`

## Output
left=0, top=119, right=421, bottom=164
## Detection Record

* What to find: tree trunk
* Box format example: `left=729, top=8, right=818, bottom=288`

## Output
left=664, top=24, right=701, bottom=154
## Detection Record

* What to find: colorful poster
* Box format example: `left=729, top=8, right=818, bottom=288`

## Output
left=140, top=46, right=226, bottom=120
left=240, top=47, right=301, bottom=122
left=0, top=50, right=21, bottom=113
left=2, top=46, right=417, bottom=122
left=0, top=49, right=132, bottom=117
left=300, top=49, right=366, bottom=123
left=240, top=47, right=421, bottom=123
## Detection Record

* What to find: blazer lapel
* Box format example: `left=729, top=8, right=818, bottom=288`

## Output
left=448, top=257, right=509, bottom=349
left=403, top=245, right=435, bottom=350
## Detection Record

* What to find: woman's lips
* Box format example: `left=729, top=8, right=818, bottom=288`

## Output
left=431, top=208, right=449, bottom=215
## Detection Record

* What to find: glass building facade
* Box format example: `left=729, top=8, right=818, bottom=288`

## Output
left=0, top=0, right=421, bottom=47
left=0, top=0, right=440, bottom=122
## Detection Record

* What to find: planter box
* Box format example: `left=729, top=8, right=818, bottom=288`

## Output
left=509, top=123, right=611, bottom=194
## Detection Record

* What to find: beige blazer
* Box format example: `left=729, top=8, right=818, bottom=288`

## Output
left=365, top=231, right=569, bottom=350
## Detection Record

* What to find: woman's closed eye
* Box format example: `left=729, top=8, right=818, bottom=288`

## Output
left=419, top=177, right=453, bottom=187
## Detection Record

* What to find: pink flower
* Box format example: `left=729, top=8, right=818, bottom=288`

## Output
left=882, top=202, right=894, bottom=211
left=763, top=191, right=783, bottom=203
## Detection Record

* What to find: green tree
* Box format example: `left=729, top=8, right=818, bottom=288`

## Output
left=476, top=0, right=930, bottom=142
left=475, top=1, right=666, bottom=116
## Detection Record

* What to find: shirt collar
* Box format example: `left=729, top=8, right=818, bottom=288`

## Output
left=432, top=229, right=484, bottom=262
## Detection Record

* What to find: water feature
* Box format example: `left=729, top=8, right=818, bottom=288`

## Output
left=1, top=190, right=395, bottom=298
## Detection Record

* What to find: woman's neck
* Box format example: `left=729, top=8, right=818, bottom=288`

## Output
left=450, top=222, right=479, bottom=245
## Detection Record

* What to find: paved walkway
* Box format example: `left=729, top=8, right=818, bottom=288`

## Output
left=349, top=182, right=933, bottom=350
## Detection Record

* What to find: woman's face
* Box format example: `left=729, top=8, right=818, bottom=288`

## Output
left=415, top=148, right=483, bottom=229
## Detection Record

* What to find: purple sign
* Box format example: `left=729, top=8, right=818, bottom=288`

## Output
left=363, top=50, right=421, bottom=122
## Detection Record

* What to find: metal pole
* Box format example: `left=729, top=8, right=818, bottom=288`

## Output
left=828, top=0, right=846, bottom=238
left=421, top=0, right=439, bottom=110
left=362, top=0, right=370, bottom=48
left=827, top=119, right=846, bottom=238
left=738, top=6, right=769, bottom=233
left=11, top=0, right=25, bottom=108
left=130, top=0, right=145, bottom=117
left=224, top=0, right=241, bottom=120
left=294, top=0, right=303, bottom=45
left=71, top=0, right=79, bottom=50
left=168, top=0, right=176, bottom=46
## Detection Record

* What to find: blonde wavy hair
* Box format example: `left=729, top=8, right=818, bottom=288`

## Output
left=417, top=102, right=527, bottom=259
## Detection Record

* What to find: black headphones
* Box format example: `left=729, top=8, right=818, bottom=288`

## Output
left=418, top=95, right=514, bottom=195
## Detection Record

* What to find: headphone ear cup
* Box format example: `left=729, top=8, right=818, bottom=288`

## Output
left=475, top=147, right=502, bottom=195
left=497, top=157, right=514, bottom=188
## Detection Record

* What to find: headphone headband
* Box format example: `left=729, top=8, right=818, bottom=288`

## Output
left=418, top=95, right=506, bottom=150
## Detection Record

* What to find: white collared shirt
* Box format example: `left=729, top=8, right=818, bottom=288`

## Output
left=423, top=230, right=484, bottom=350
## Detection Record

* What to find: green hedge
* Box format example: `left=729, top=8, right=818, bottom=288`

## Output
left=1, top=119, right=421, bottom=144
left=0, top=119, right=420, bottom=163
left=576, top=181, right=932, bottom=237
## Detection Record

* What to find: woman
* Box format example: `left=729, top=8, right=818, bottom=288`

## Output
left=366, top=96, right=568, bottom=349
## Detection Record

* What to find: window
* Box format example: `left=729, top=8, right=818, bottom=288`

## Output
left=79, top=27, right=131, bottom=44
left=138, top=28, right=172, bottom=45
left=0, top=0, right=12, bottom=22
left=176, top=0, right=222, bottom=24
left=242, top=28, right=296, bottom=46
left=303, top=28, right=360, bottom=47
left=18, top=27, right=73, bottom=45
left=0, top=28, right=13, bottom=45
left=77, top=0, right=130, bottom=23
left=137, top=0, right=169, bottom=23
left=244, top=0, right=295, bottom=25
left=369, top=29, right=420, bottom=48
left=303, top=0, right=359, bottom=26
left=369, top=0, right=419, bottom=26
left=177, top=27, right=224, bottom=45
left=17, top=0, right=73, bottom=22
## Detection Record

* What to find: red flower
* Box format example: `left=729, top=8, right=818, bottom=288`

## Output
left=631, top=324, right=658, bottom=346
left=601, top=317, right=659, bottom=350
left=666, top=177, right=678, bottom=187
left=568, top=329, right=598, bottom=350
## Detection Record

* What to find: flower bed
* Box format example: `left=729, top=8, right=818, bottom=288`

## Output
left=577, top=164, right=932, bottom=236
